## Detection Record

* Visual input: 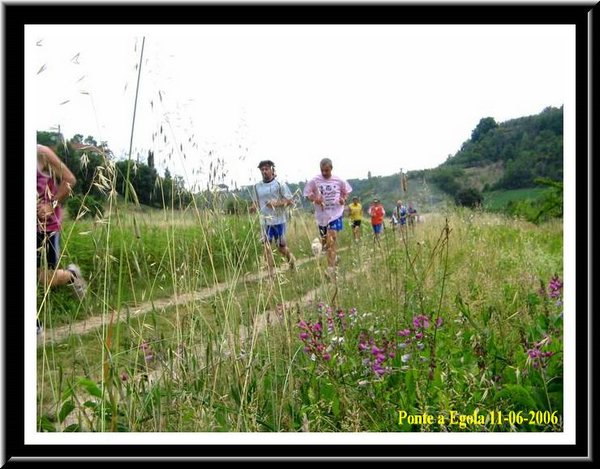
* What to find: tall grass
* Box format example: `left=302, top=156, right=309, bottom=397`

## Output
left=34, top=34, right=563, bottom=433
left=37, top=197, right=563, bottom=432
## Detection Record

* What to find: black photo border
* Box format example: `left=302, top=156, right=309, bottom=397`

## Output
left=2, top=0, right=593, bottom=462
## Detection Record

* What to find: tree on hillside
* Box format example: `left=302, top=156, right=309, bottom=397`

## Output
left=455, top=187, right=483, bottom=208
left=429, top=167, right=464, bottom=194
left=147, top=149, right=155, bottom=169
left=471, top=117, right=498, bottom=143
left=84, top=136, right=98, bottom=146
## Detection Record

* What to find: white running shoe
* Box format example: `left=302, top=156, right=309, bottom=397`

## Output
left=67, top=264, right=87, bottom=300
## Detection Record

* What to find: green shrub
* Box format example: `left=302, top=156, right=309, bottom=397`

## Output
left=65, top=195, right=105, bottom=219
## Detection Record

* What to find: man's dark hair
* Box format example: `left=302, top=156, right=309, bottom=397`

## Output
left=258, top=160, right=275, bottom=169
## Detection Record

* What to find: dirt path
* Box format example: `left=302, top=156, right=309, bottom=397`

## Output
left=38, top=247, right=351, bottom=346
left=134, top=247, right=373, bottom=388
left=39, top=245, right=370, bottom=430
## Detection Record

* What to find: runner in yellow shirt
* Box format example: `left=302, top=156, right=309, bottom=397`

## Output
left=348, top=196, right=363, bottom=242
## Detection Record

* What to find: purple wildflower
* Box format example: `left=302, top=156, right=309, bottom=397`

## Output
left=548, top=276, right=563, bottom=298
left=297, top=318, right=330, bottom=362
left=140, top=341, right=155, bottom=362
left=413, top=315, right=430, bottom=329
left=298, top=319, right=309, bottom=330
left=358, top=333, right=396, bottom=378
left=526, top=335, right=556, bottom=369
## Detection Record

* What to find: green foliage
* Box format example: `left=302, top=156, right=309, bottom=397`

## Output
left=115, top=160, right=160, bottom=206
left=502, top=178, right=563, bottom=224
left=37, top=129, right=193, bottom=211
left=531, top=178, right=563, bottom=223
left=428, top=166, right=464, bottom=195
left=37, top=110, right=566, bottom=433
left=39, top=104, right=562, bottom=223
left=483, top=187, right=546, bottom=212
left=471, top=117, right=498, bottom=143
left=494, top=384, right=540, bottom=411
left=225, top=196, right=251, bottom=215
left=455, top=187, right=483, bottom=208
left=432, top=106, right=563, bottom=202
left=64, top=195, right=105, bottom=220
left=37, top=130, right=63, bottom=147
left=37, top=209, right=563, bottom=432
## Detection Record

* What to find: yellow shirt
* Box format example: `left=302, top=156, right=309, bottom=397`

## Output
left=348, top=202, right=363, bottom=221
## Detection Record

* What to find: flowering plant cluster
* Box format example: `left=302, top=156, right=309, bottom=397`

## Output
left=297, top=303, right=356, bottom=362
left=298, top=302, right=444, bottom=380
left=539, top=274, right=564, bottom=308
left=314, top=301, right=355, bottom=333
left=140, top=340, right=154, bottom=363
left=298, top=319, right=330, bottom=361
left=525, top=276, right=562, bottom=371
left=358, top=331, right=396, bottom=377
left=526, top=335, right=556, bottom=369
left=397, top=314, right=443, bottom=373
left=547, top=275, right=563, bottom=299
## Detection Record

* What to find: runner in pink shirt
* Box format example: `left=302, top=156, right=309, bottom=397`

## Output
left=37, top=143, right=87, bottom=336
left=303, top=158, right=352, bottom=279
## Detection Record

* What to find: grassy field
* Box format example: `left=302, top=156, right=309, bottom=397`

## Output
left=483, top=187, right=547, bottom=212
left=37, top=202, right=563, bottom=433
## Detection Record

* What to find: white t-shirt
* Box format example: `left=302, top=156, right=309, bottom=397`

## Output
left=253, top=178, right=293, bottom=226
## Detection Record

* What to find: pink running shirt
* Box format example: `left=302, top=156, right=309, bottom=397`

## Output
left=37, top=167, right=62, bottom=232
left=303, top=174, right=352, bottom=226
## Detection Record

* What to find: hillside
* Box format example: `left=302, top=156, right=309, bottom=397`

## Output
left=252, top=106, right=563, bottom=215
left=429, top=106, right=563, bottom=192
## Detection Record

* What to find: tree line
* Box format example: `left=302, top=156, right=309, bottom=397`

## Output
left=36, top=131, right=193, bottom=218
left=38, top=105, right=563, bottom=223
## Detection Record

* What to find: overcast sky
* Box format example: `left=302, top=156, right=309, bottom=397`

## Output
left=26, top=24, right=574, bottom=191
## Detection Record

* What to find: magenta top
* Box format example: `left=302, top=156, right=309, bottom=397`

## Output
left=37, top=167, right=62, bottom=232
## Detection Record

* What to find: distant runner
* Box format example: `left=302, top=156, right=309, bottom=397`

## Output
left=368, top=198, right=386, bottom=247
left=348, top=196, right=363, bottom=242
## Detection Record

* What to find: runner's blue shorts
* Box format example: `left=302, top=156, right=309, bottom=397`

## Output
left=319, top=216, right=343, bottom=238
left=263, top=224, right=287, bottom=247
